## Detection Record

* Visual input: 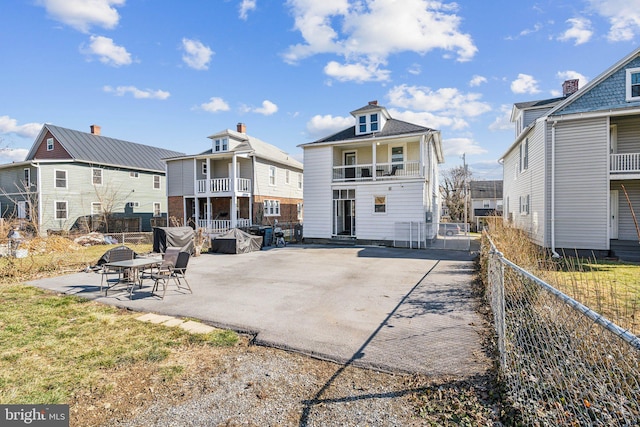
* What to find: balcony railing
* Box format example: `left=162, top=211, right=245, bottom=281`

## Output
left=196, top=178, right=252, bottom=194
left=333, top=161, right=421, bottom=182
left=197, top=218, right=251, bottom=233
left=610, top=153, right=640, bottom=174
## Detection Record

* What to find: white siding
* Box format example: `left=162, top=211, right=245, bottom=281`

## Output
left=303, top=146, right=333, bottom=238
left=355, top=181, right=425, bottom=240
left=503, top=125, right=545, bottom=245
left=554, top=117, right=609, bottom=249
left=252, top=158, right=303, bottom=199
left=611, top=180, right=640, bottom=240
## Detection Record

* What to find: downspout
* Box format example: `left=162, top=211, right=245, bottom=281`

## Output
left=34, top=162, right=43, bottom=236
left=551, top=122, right=557, bottom=256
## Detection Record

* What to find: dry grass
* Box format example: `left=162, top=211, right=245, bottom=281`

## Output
left=484, top=222, right=640, bottom=334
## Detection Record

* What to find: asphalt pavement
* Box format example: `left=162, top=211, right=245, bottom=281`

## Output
left=28, top=244, right=491, bottom=376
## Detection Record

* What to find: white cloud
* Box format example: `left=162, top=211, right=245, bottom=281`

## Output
left=408, top=63, right=421, bottom=75
left=556, top=70, right=589, bottom=90
left=0, top=148, right=30, bottom=163
left=239, top=0, right=257, bottom=20
left=558, top=17, right=593, bottom=45
left=39, top=0, right=124, bottom=33
left=284, top=0, right=476, bottom=82
left=489, top=105, right=514, bottom=132
left=442, top=137, right=487, bottom=157
left=511, top=73, right=540, bottom=94
left=242, top=100, right=278, bottom=115
left=588, top=0, right=640, bottom=41
left=103, top=85, right=170, bottom=99
left=469, top=75, right=487, bottom=87
left=82, top=35, right=132, bottom=66
left=199, top=97, right=230, bottom=113
left=181, top=38, right=214, bottom=70
left=306, top=114, right=353, bottom=139
left=0, top=116, right=42, bottom=138
left=387, top=84, right=492, bottom=118
left=324, top=60, right=391, bottom=83
left=389, top=109, right=468, bottom=130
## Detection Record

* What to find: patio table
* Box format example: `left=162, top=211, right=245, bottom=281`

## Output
left=103, top=257, right=161, bottom=298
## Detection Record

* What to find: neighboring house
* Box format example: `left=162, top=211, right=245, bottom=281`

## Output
left=0, top=124, right=185, bottom=235
left=502, top=46, right=640, bottom=257
left=469, top=180, right=503, bottom=231
left=165, top=123, right=303, bottom=233
left=300, top=101, right=444, bottom=247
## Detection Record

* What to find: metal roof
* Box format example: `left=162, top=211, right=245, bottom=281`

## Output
left=29, top=124, right=185, bottom=172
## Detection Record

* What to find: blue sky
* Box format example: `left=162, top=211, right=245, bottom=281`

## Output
left=1, top=0, right=639, bottom=179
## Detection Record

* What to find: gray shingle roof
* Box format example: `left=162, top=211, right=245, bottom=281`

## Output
left=312, top=118, right=434, bottom=143
left=31, top=124, right=185, bottom=172
left=470, top=180, right=503, bottom=199
left=514, top=97, right=565, bottom=110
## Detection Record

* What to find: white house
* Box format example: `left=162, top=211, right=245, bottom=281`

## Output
left=502, top=46, right=640, bottom=259
left=165, top=123, right=303, bottom=233
left=300, top=101, right=444, bottom=247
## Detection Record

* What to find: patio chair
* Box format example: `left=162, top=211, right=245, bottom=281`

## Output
left=140, top=246, right=180, bottom=282
left=151, top=251, right=192, bottom=300
left=100, top=246, right=135, bottom=294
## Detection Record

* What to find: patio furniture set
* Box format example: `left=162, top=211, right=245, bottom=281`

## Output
left=99, top=246, right=192, bottom=300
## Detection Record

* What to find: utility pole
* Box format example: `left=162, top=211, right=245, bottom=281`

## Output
left=462, top=153, right=468, bottom=234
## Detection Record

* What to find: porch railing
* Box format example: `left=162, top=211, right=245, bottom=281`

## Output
left=196, top=178, right=252, bottom=194
left=610, top=153, right=640, bottom=173
left=333, top=161, right=421, bottom=182
left=197, top=218, right=251, bottom=233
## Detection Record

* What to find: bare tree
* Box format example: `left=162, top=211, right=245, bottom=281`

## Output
left=0, top=178, right=39, bottom=236
left=92, top=182, right=133, bottom=233
left=440, top=165, right=472, bottom=222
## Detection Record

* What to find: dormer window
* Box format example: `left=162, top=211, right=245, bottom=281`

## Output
left=626, top=67, right=640, bottom=102
left=356, top=113, right=381, bottom=135
left=214, top=137, right=229, bottom=152
left=359, top=116, right=367, bottom=133
left=370, top=114, right=379, bottom=132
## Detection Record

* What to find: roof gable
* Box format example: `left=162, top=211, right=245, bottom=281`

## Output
left=550, top=46, right=640, bottom=116
left=27, top=124, right=185, bottom=172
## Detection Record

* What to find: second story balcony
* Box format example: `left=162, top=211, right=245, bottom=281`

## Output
left=333, top=161, right=421, bottom=182
left=610, top=153, right=640, bottom=176
left=196, top=177, right=252, bottom=195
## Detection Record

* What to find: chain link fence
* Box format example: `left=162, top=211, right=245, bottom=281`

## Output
left=484, top=233, right=640, bottom=425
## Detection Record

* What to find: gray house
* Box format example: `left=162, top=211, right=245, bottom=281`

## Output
left=0, top=124, right=184, bottom=235
left=502, top=46, right=640, bottom=257
left=469, top=180, right=503, bottom=231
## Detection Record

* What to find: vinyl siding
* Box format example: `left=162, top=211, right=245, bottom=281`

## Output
left=502, top=124, right=546, bottom=244
left=553, top=117, right=609, bottom=250
left=167, top=159, right=195, bottom=197
left=252, top=158, right=303, bottom=200
left=355, top=181, right=425, bottom=240
left=612, top=115, right=640, bottom=153
left=39, top=163, right=167, bottom=233
left=303, top=146, right=333, bottom=238
left=611, top=180, right=640, bottom=241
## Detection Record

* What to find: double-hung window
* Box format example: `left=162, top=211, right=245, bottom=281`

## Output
left=153, top=175, right=161, bottom=189
left=153, top=202, right=161, bottom=217
left=46, top=138, right=54, bottom=151
left=269, top=166, right=276, bottom=186
left=91, top=202, right=102, bottom=215
left=626, top=67, right=640, bottom=101
left=370, top=113, right=379, bottom=132
left=519, top=195, right=530, bottom=215
left=263, top=199, right=280, bottom=216
left=92, top=168, right=103, bottom=185
left=23, top=168, right=30, bottom=187
left=55, top=201, right=68, bottom=220
left=359, top=116, right=367, bottom=133
left=55, top=170, right=67, bottom=188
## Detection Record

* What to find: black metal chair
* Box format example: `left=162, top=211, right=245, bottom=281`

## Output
left=152, top=251, right=192, bottom=299
left=100, top=246, right=135, bottom=294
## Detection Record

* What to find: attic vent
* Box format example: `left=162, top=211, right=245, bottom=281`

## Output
left=562, top=79, right=579, bottom=96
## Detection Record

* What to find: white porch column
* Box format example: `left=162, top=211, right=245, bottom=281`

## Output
left=207, top=197, right=212, bottom=229
left=194, top=197, right=200, bottom=228
left=372, top=141, right=377, bottom=181
left=231, top=154, right=238, bottom=228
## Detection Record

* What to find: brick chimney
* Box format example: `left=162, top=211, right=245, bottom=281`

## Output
left=368, top=100, right=378, bottom=106
left=90, top=124, right=101, bottom=135
left=237, top=123, right=246, bottom=133
left=562, top=79, right=579, bottom=96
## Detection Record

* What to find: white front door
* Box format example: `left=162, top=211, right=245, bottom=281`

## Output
left=610, top=190, right=619, bottom=239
